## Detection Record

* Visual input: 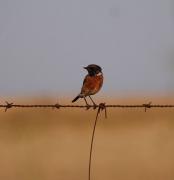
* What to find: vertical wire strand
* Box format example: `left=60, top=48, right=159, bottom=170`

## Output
left=88, top=106, right=101, bottom=180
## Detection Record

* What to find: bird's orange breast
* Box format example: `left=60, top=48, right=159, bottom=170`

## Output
left=81, top=74, right=103, bottom=96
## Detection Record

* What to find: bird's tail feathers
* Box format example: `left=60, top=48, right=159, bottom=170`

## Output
left=72, top=95, right=80, bottom=103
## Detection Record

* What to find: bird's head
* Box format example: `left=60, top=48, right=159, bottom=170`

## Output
left=83, top=64, right=102, bottom=76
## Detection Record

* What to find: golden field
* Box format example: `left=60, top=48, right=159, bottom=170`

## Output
left=0, top=97, right=174, bottom=180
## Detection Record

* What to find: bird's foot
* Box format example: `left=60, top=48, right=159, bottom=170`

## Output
left=93, top=103, right=97, bottom=110
left=86, top=104, right=91, bottom=110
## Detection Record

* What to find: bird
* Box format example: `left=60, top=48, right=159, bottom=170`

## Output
left=72, top=64, right=103, bottom=108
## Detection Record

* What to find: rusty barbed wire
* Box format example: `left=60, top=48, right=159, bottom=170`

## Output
left=0, top=101, right=174, bottom=112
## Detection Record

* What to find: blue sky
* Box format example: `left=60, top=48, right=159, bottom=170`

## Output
left=0, top=0, right=173, bottom=97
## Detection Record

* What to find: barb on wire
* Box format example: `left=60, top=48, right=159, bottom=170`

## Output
left=142, top=102, right=152, bottom=112
left=97, top=103, right=107, bottom=119
left=5, top=101, right=13, bottom=112
left=53, top=103, right=61, bottom=109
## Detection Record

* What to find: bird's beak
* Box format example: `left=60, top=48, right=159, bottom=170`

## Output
left=83, top=66, right=87, bottom=69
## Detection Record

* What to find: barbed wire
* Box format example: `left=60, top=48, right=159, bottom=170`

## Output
left=0, top=101, right=174, bottom=112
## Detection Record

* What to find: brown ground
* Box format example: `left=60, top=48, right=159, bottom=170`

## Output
left=0, top=97, right=174, bottom=180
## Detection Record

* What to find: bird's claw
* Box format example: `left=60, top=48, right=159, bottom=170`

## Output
left=86, top=104, right=91, bottom=110
left=93, top=104, right=97, bottom=110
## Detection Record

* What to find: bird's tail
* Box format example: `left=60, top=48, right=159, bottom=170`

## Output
left=72, top=95, right=80, bottom=103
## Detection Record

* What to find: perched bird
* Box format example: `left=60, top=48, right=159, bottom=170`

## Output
left=72, top=64, right=103, bottom=107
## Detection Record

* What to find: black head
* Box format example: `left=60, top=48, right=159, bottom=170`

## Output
left=84, top=64, right=102, bottom=76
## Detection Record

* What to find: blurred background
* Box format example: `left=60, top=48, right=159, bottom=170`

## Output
left=0, top=0, right=174, bottom=180
left=0, top=0, right=174, bottom=98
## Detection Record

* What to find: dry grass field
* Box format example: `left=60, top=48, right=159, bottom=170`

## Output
left=0, top=97, right=174, bottom=180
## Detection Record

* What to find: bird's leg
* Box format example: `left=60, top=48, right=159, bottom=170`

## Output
left=83, top=97, right=90, bottom=110
left=89, top=95, right=97, bottom=109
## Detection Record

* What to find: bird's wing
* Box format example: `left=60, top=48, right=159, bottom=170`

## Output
left=80, top=75, right=91, bottom=95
